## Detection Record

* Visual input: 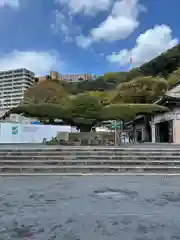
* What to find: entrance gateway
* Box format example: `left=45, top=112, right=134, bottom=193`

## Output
left=154, top=120, right=173, bottom=143
left=150, top=82, right=180, bottom=144
left=124, top=92, right=180, bottom=144
left=151, top=110, right=180, bottom=143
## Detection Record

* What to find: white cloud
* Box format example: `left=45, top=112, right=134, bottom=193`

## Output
left=57, top=0, right=112, bottom=15
left=76, top=35, right=92, bottom=48
left=76, top=0, right=145, bottom=48
left=0, top=0, right=20, bottom=8
left=107, top=25, right=178, bottom=67
left=64, top=35, right=73, bottom=42
left=51, top=10, right=81, bottom=41
left=91, top=16, right=138, bottom=41
left=0, top=51, right=63, bottom=75
left=51, top=11, right=68, bottom=35
left=91, top=0, right=143, bottom=41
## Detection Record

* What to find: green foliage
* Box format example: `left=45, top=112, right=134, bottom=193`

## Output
left=167, top=67, right=180, bottom=87
left=48, top=137, right=58, bottom=145
left=139, top=44, right=180, bottom=77
left=35, top=44, right=180, bottom=96
left=103, top=72, right=117, bottom=80
left=11, top=104, right=70, bottom=119
left=87, top=91, right=115, bottom=105
left=114, top=76, right=168, bottom=104
left=11, top=101, right=168, bottom=131
left=23, top=80, right=67, bottom=105
left=69, top=94, right=103, bottom=120
left=117, top=68, right=144, bottom=83
left=78, top=77, right=114, bottom=91
left=59, top=74, right=122, bottom=94
left=101, top=104, right=168, bottom=121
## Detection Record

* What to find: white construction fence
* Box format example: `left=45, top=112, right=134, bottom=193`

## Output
left=0, top=122, right=78, bottom=143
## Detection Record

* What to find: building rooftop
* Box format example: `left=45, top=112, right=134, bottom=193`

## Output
left=0, top=68, right=35, bottom=75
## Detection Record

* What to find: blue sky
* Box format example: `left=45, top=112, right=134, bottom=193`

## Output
left=0, top=0, right=179, bottom=76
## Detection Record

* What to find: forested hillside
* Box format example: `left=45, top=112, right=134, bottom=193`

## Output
left=10, top=44, right=180, bottom=131
left=140, top=44, right=180, bottom=77
left=22, top=44, right=180, bottom=106
left=56, top=44, right=180, bottom=94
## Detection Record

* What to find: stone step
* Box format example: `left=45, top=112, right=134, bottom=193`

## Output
left=1, top=148, right=180, bottom=153
left=1, top=149, right=180, bottom=153
left=1, top=165, right=180, bottom=173
left=1, top=165, right=180, bottom=169
left=1, top=152, right=180, bottom=157
left=1, top=151, right=180, bottom=155
left=1, top=160, right=180, bottom=165
left=1, top=146, right=180, bottom=175
left=0, top=147, right=180, bottom=153
left=1, top=155, right=180, bottom=160
left=1, top=173, right=180, bottom=176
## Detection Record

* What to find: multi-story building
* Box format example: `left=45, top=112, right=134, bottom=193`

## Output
left=0, top=68, right=35, bottom=109
left=50, top=71, right=92, bottom=82
left=36, top=71, right=92, bottom=83
left=59, top=73, right=92, bottom=82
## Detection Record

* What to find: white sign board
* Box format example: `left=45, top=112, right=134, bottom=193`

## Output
left=153, top=111, right=180, bottom=124
left=0, top=123, right=78, bottom=143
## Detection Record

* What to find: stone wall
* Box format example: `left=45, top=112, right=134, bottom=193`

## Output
left=57, top=132, right=115, bottom=145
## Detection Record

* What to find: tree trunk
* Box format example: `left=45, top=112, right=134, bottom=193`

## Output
left=49, top=118, right=54, bottom=124
left=132, top=122, right=136, bottom=143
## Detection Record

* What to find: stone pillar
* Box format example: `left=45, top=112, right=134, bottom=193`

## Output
left=141, top=127, right=145, bottom=141
left=151, top=123, right=155, bottom=143
left=173, top=119, right=177, bottom=143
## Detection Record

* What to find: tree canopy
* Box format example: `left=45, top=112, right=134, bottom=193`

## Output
left=167, top=68, right=180, bottom=87
left=139, top=44, right=180, bottom=77
left=113, top=76, right=168, bottom=104
left=11, top=98, right=168, bottom=131
left=101, top=104, right=168, bottom=121
left=23, top=80, right=68, bottom=105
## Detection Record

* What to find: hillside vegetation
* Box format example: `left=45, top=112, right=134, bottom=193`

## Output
left=56, top=44, right=180, bottom=94
left=11, top=44, right=180, bottom=131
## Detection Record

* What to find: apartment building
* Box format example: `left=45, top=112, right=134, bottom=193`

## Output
left=59, top=73, right=92, bottom=82
left=0, top=68, right=35, bottom=109
left=50, top=71, right=92, bottom=82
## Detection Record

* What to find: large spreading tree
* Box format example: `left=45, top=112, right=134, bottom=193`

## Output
left=11, top=94, right=168, bottom=131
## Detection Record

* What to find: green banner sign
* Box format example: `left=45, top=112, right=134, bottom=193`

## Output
left=12, top=126, right=18, bottom=135
left=108, top=122, right=121, bottom=129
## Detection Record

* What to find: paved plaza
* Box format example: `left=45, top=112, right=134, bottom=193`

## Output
left=0, top=176, right=180, bottom=239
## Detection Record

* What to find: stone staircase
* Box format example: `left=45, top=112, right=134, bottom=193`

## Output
left=0, top=146, right=180, bottom=175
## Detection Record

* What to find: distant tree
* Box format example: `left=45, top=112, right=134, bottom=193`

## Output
left=87, top=91, right=115, bottom=105
left=34, top=77, right=39, bottom=84
left=23, top=80, right=68, bottom=105
left=114, top=76, right=168, bottom=103
left=140, top=44, right=180, bottom=77
left=76, top=77, right=110, bottom=92
left=78, top=77, right=84, bottom=81
left=45, top=75, right=52, bottom=80
left=103, top=72, right=118, bottom=82
left=167, top=68, right=180, bottom=87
